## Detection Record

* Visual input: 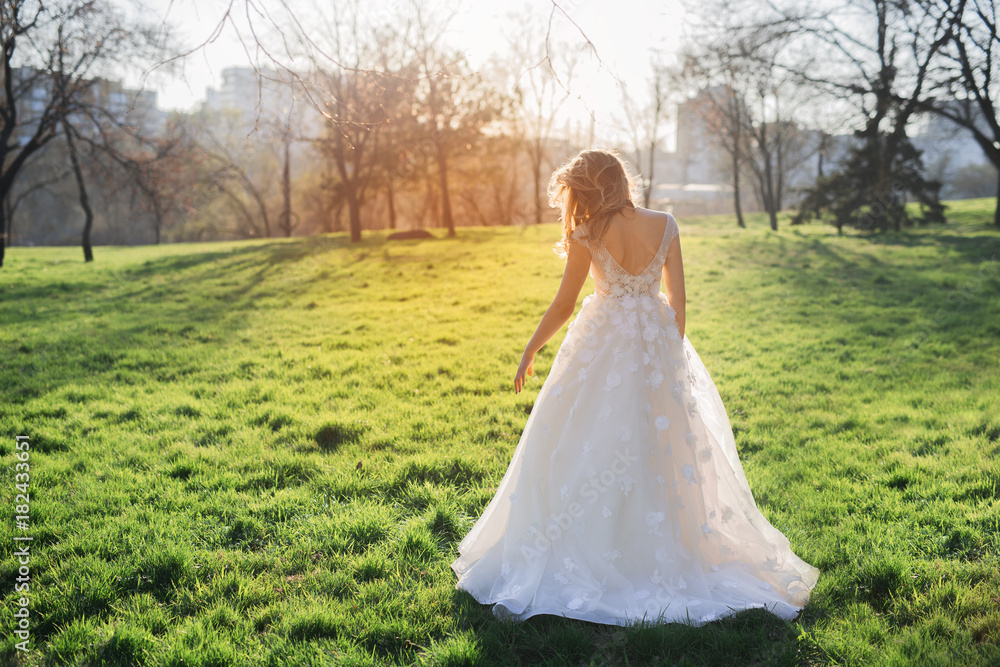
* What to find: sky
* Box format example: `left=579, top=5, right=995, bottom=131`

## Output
left=131, top=0, right=684, bottom=146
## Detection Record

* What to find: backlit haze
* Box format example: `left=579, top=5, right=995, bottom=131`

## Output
left=131, top=0, right=685, bottom=148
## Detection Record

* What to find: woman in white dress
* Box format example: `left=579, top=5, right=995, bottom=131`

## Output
left=450, top=149, right=820, bottom=626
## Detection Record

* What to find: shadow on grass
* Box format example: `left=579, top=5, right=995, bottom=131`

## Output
left=4, top=222, right=999, bottom=411
left=448, top=588, right=807, bottom=666
left=0, top=236, right=363, bottom=391
left=740, top=229, right=1000, bottom=332
left=0, top=228, right=520, bottom=415
left=855, top=230, right=1000, bottom=253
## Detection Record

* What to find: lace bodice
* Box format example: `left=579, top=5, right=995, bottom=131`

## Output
left=571, top=213, right=678, bottom=298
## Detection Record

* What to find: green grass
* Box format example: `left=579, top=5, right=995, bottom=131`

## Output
left=1, top=200, right=999, bottom=666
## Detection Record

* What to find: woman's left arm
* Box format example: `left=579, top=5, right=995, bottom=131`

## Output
left=515, top=240, right=591, bottom=393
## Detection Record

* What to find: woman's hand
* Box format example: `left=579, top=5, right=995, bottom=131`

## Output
left=512, top=240, right=589, bottom=394
left=514, top=351, right=535, bottom=393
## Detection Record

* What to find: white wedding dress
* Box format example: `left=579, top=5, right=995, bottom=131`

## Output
left=450, top=214, right=820, bottom=626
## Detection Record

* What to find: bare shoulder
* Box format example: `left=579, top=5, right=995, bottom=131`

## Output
left=635, top=206, right=671, bottom=222
left=628, top=206, right=663, bottom=227
left=635, top=207, right=677, bottom=238
left=652, top=208, right=675, bottom=225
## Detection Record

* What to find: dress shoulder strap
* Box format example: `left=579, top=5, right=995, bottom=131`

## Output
left=663, top=213, right=678, bottom=249
left=647, top=213, right=677, bottom=272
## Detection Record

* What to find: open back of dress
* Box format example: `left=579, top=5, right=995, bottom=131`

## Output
left=571, top=213, right=676, bottom=298
left=598, top=214, right=671, bottom=276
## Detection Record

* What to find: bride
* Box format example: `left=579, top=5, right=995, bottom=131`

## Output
left=450, top=149, right=820, bottom=626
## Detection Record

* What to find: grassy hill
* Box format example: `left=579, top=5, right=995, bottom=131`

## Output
left=1, top=200, right=999, bottom=665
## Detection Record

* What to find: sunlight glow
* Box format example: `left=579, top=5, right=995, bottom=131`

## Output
left=129, top=0, right=684, bottom=146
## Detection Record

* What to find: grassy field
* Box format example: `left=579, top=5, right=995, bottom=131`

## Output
left=1, top=199, right=999, bottom=666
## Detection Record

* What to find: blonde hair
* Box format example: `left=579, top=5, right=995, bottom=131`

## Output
left=549, top=148, right=640, bottom=258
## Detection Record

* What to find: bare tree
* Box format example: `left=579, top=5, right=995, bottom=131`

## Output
left=1, top=0, right=170, bottom=265
left=93, top=127, right=195, bottom=245
left=677, top=57, right=751, bottom=227
left=1, top=156, right=68, bottom=246
left=625, top=57, right=673, bottom=209
left=454, top=133, right=528, bottom=226
left=191, top=108, right=279, bottom=239
left=61, top=121, right=95, bottom=260
left=1, top=2, right=53, bottom=267
left=767, top=0, right=959, bottom=231
left=738, top=39, right=814, bottom=231
left=312, top=69, right=386, bottom=242
left=647, top=64, right=671, bottom=209
left=371, top=27, right=422, bottom=232
left=504, top=9, right=575, bottom=224
left=275, top=107, right=297, bottom=238
left=406, top=4, right=461, bottom=238
left=302, top=0, right=397, bottom=243
left=925, top=0, right=1000, bottom=227
left=682, top=0, right=825, bottom=229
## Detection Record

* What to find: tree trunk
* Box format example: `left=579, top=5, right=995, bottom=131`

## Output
left=64, top=125, right=94, bottom=262
left=0, top=198, right=6, bottom=268
left=386, top=175, right=397, bottom=230
left=775, top=141, right=785, bottom=212
left=995, top=169, right=1000, bottom=228
left=281, top=138, right=292, bottom=237
left=421, top=177, right=435, bottom=229
left=532, top=139, right=543, bottom=225
left=760, top=119, right=778, bottom=231
left=333, top=203, right=344, bottom=233
left=347, top=190, right=362, bottom=243
left=2, top=190, right=11, bottom=252
left=645, top=125, right=660, bottom=209
left=763, top=162, right=778, bottom=230
left=436, top=146, right=455, bottom=237
left=732, top=150, right=745, bottom=228
left=153, top=196, right=163, bottom=245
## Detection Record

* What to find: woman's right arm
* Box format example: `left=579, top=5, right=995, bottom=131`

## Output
left=514, top=239, right=591, bottom=393
left=662, top=234, right=686, bottom=338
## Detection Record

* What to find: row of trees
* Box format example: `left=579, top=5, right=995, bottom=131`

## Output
left=677, top=0, right=1000, bottom=232
left=1, top=0, right=186, bottom=266
left=5, top=0, right=1000, bottom=267
left=3, top=0, right=601, bottom=263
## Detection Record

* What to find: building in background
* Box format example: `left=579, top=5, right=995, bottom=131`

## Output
left=6, top=67, right=170, bottom=247
left=202, top=66, right=324, bottom=138
left=912, top=104, right=996, bottom=200
left=10, top=66, right=167, bottom=145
